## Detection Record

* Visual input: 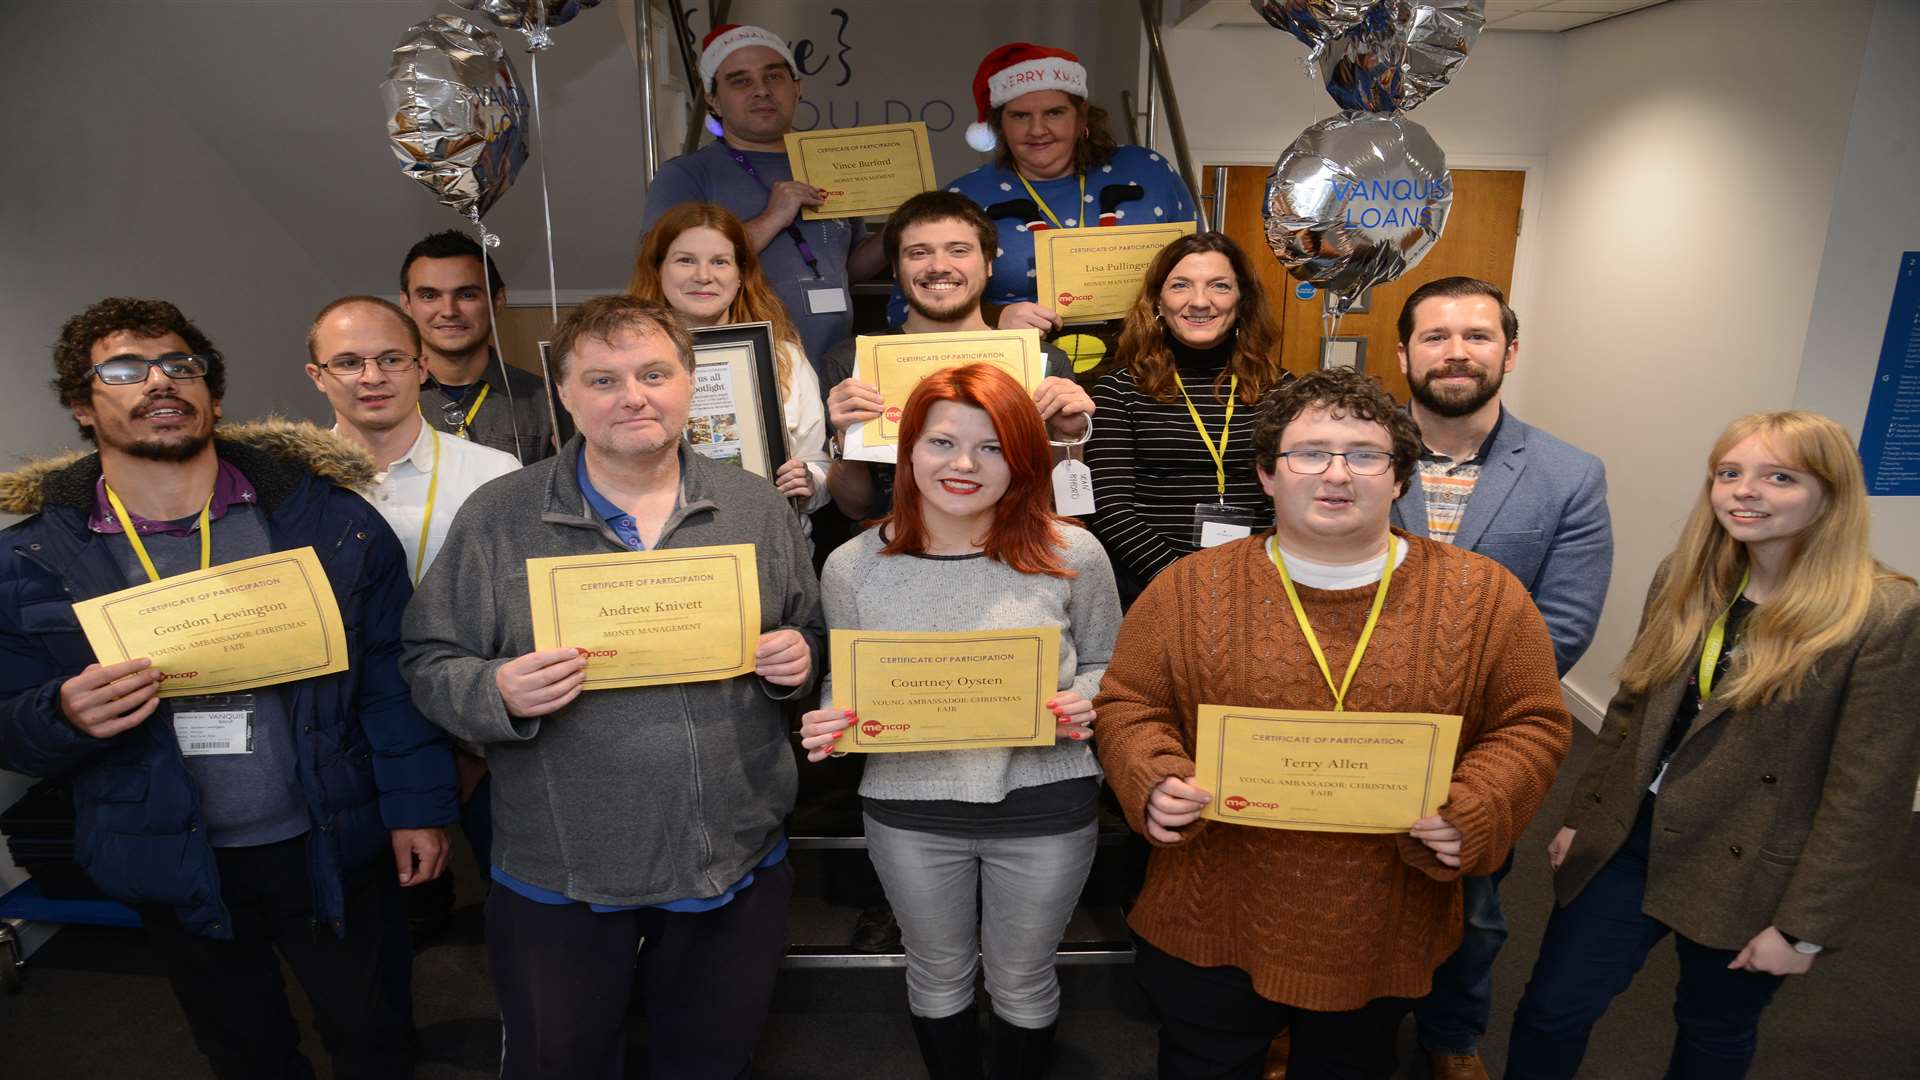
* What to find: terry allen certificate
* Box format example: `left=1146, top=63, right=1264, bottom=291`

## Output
left=843, top=328, right=1047, bottom=462
left=785, top=121, right=938, bottom=220
left=830, top=628, right=1061, bottom=752
left=526, top=544, right=759, bottom=689
left=1193, top=705, right=1463, bottom=833
left=1033, top=221, right=1198, bottom=324
left=72, top=547, right=349, bottom=698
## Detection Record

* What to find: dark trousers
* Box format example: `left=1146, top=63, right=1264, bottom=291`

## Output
left=1414, top=850, right=1515, bottom=1054
left=137, top=834, right=414, bottom=1080
left=1506, top=800, right=1786, bottom=1079
left=486, top=857, right=794, bottom=1080
left=1134, top=936, right=1414, bottom=1080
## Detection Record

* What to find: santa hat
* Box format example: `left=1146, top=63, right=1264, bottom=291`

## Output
left=698, top=23, right=797, bottom=88
left=965, top=43, right=1090, bottom=153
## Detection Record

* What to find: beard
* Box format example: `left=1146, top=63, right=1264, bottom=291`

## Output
left=106, top=398, right=217, bottom=462
left=904, top=275, right=985, bottom=324
left=1409, top=363, right=1504, bottom=418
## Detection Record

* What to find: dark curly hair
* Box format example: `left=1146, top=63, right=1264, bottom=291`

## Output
left=51, top=298, right=226, bottom=443
left=1249, top=367, right=1421, bottom=494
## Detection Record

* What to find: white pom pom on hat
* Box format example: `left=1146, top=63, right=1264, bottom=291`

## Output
left=965, top=122, right=998, bottom=152
left=966, top=43, right=1089, bottom=154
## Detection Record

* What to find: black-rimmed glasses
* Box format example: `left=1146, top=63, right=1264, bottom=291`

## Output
left=317, top=354, right=420, bottom=376
left=1276, top=450, right=1395, bottom=476
left=90, top=353, right=211, bottom=385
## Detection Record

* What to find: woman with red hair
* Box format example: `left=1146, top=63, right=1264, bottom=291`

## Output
left=799, top=364, right=1122, bottom=1078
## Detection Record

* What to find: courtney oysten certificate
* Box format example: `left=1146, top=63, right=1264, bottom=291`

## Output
left=843, top=328, right=1047, bottom=462
left=526, top=545, right=760, bottom=689
left=830, top=628, right=1061, bottom=752
left=1033, top=221, right=1198, bottom=323
left=1193, top=706, right=1463, bottom=833
left=71, top=547, right=349, bottom=698
left=785, top=121, right=938, bottom=220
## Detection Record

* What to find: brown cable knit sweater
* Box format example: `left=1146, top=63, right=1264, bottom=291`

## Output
left=1094, top=531, right=1572, bottom=1010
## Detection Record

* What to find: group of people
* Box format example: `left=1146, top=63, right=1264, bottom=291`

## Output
left=0, top=22, right=1915, bottom=1080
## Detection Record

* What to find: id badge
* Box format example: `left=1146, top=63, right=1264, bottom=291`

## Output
left=173, top=693, right=256, bottom=757
left=805, top=286, right=849, bottom=315
left=1192, top=503, right=1257, bottom=548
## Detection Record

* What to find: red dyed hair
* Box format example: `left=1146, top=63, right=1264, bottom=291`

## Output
left=881, top=364, right=1075, bottom=578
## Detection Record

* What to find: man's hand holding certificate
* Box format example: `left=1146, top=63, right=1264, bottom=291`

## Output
left=823, top=628, right=1061, bottom=752
left=525, top=545, right=760, bottom=689
left=784, top=121, right=938, bottom=220
left=842, top=328, right=1047, bottom=462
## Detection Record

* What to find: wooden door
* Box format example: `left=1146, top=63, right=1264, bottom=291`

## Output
left=1203, top=167, right=1525, bottom=403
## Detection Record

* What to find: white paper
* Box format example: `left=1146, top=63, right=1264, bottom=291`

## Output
left=174, top=709, right=252, bottom=757
left=806, top=287, right=850, bottom=314
left=1199, top=520, right=1253, bottom=548
left=1052, top=459, right=1096, bottom=514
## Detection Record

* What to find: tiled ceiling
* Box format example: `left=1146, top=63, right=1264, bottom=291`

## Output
left=1175, top=0, right=1670, bottom=32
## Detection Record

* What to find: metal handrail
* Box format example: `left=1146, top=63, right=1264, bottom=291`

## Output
left=1137, top=0, right=1202, bottom=210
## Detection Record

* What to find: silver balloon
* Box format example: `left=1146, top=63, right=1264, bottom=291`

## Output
left=1264, top=112, right=1452, bottom=310
left=450, top=0, right=601, bottom=50
left=1249, top=0, right=1375, bottom=50
left=382, top=15, right=529, bottom=222
left=1323, top=0, right=1486, bottom=112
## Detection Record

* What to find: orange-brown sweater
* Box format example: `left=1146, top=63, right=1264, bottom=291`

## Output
left=1094, top=531, right=1571, bottom=1011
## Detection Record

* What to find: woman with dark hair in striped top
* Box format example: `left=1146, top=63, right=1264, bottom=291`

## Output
left=1086, top=232, right=1293, bottom=605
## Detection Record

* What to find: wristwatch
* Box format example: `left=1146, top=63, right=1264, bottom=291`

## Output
left=1780, top=931, right=1824, bottom=955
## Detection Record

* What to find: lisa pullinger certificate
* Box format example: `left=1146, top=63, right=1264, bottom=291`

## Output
left=785, top=121, right=938, bottom=220
left=72, top=547, right=349, bottom=698
left=843, top=328, right=1047, bottom=463
left=1193, top=705, right=1464, bottom=833
left=526, top=544, right=760, bottom=689
left=830, top=627, right=1061, bottom=753
left=1033, top=221, right=1199, bottom=324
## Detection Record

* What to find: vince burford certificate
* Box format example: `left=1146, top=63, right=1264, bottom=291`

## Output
left=843, top=328, right=1047, bottom=463
left=830, top=628, right=1060, bottom=752
left=1193, top=705, right=1463, bottom=833
left=1033, top=221, right=1198, bottom=323
left=785, top=121, right=937, bottom=220
left=72, top=547, right=349, bottom=698
left=526, top=544, right=760, bottom=689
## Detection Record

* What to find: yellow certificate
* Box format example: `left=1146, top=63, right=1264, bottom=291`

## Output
left=526, top=545, right=760, bottom=689
left=1033, top=221, right=1198, bottom=324
left=1193, top=705, right=1463, bottom=833
left=785, top=121, right=938, bottom=220
left=72, top=547, right=349, bottom=698
left=830, top=628, right=1060, bottom=753
left=843, top=328, right=1046, bottom=463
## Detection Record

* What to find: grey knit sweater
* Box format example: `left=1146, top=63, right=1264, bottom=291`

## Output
left=819, top=524, right=1120, bottom=802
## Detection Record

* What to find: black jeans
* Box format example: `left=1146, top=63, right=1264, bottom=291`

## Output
left=1134, top=936, right=1414, bottom=1080
left=136, top=833, right=414, bottom=1080
left=486, top=857, right=794, bottom=1080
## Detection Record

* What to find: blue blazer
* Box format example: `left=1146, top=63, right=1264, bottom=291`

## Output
left=1391, top=409, right=1613, bottom=676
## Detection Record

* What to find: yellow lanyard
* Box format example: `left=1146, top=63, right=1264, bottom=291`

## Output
left=413, top=425, right=442, bottom=585
left=1174, top=373, right=1237, bottom=498
left=1016, top=171, right=1086, bottom=230
left=453, top=383, right=489, bottom=438
left=1697, top=567, right=1750, bottom=701
left=103, top=483, right=211, bottom=584
left=1268, top=533, right=1398, bottom=712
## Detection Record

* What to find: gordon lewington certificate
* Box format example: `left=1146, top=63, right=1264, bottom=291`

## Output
left=71, top=547, right=350, bottom=698
left=830, top=627, right=1061, bottom=752
left=1193, top=705, right=1463, bottom=833
left=785, top=121, right=938, bottom=220
left=526, top=544, right=760, bottom=689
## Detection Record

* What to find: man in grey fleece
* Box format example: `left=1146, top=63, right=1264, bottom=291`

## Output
left=399, top=295, right=824, bottom=1080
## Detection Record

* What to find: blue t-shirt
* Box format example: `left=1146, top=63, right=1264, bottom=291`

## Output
left=642, top=140, right=860, bottom=374
left=887, top=144, right=1202, bottom=326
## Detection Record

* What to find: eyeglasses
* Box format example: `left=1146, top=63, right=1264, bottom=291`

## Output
left=1275, top=450, right=1395, bottom=476
left=90, top=353, right=211, bottom=385
left=317, top=353, right=420, bottom=375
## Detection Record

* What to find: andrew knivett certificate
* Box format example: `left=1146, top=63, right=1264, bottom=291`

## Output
left=71, top=547, right=350, bottom=698
left=830, top=627, right=1061, bottom=752
left=526, top=544, right=760, bottom=689
left=1193, top=705, right=1463, bottom=833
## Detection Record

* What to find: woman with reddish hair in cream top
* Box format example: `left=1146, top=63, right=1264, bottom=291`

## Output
left=799, top=364, right=1122, bottom=1078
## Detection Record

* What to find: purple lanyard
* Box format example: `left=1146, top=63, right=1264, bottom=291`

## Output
left=724, top=146, right=823, bottom=278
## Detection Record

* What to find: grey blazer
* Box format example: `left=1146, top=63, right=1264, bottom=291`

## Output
left=1392, top=408, right=1612, bottom=675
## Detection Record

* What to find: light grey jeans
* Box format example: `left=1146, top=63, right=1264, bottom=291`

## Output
left=863, top=814, right=1098, bottom=1029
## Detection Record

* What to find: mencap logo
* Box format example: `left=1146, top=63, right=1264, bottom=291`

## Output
left=862, top=719, right=883, bottom=737
left=861, top=720, right=911, bottom=736
left=1223, top=795, right=1249, bottom=812
left=884, top=406, right=903, bottom=424
left=160, top=671, right=198, bottom=681
left=1057, top=290, right=1092, bottom=308
left=584, top=649, right=618, bottom=658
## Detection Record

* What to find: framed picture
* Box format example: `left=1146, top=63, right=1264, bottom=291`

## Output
left=1321, top=336, right=1368, bottom=372
left=688, top=321, right=785, bottom=480
left=1325, top=286, right=1372, bottom=315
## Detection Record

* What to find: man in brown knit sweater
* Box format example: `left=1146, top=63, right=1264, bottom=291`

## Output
left=1094, top=368, right=1572, bottom=1080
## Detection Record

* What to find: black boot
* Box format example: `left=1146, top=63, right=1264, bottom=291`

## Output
left=986, top=1013, right=1056, bottom=1080
left=910, top=1010, right=983, bottom=1080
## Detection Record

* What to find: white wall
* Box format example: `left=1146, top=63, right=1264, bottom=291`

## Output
left=1518, top=0, right=1877, bottom=719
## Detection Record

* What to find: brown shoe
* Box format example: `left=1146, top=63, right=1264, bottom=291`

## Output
left=1263, top=1028, right=1290, bottom=1080
left=1427, top=1050, right=1490, bottom=1080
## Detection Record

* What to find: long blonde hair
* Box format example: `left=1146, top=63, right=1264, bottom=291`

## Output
left=1618, top=411, right=1910, bottom=708
left=629, top=203, right=802, bottom=397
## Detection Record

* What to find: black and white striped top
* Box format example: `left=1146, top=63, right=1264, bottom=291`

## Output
left=1086, top=343, right=1279, bottom=586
